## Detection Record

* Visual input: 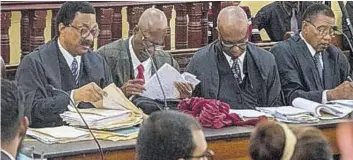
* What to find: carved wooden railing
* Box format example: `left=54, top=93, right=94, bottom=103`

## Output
left=1, top=1, right=348, bottom=80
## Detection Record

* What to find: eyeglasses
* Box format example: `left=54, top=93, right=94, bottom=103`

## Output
left=184, top=148, right=214, bottom=160
left=141, top=31, right=165, bottom=51
left=304, top=20, right=336, bottom=37
left=219, top=34, right=248, bottom=51
left=69, top=24, right=100, bottom=38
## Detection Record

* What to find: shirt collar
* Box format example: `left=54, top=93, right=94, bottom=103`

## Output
left=223, top=51, right=246, bottom=66
left=129, top=36, right=151, bottom=70
left=299, top=32, right=318, bottom=57
left=1, top=149, right=15, bottom=160
left=57, top=39, right=82, bottom=68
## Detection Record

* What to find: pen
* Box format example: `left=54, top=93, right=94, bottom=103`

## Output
left=347, top=76, right=353, bottom=82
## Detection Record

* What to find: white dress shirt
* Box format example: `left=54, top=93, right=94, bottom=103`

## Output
left=129, top=36, right=152, bottom=80
left=1, top=149, right=15, bottom=160
left=57, top=39, right=82, bottom=104
left=223, top=51, right=247, bottom=80
left=300, top=32, right=328, bottom=103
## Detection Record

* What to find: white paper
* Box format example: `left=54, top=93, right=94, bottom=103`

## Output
left=141, top=64, right=200, bottom=100
left=256, top=106, right=311, bottom=116
left=230, top=109, right=273, bottom=118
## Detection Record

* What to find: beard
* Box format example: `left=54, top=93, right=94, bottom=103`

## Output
left=136, top=50, right=150, bottom=62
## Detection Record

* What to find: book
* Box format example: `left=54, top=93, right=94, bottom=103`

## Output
left=292, top=98, right=353, bottom=119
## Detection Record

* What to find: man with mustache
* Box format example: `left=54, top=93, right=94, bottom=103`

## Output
left=97, top=8, right=192, bottom=113
left=1, top=79, right=29, bottom=160
left=271, top=3, right=353, bottom=105
left=16, top=1, right=113, bottom=128
left=187, top=6, right=282, bottom=109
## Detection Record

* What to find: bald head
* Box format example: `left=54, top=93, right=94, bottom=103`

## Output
left=217, top=6, right=248, bottom=41
left=138, top=8, right=168, bottom=33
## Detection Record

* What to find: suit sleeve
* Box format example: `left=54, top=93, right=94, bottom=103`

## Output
left=16, top=56, right=70, bottom=127
left=187, top=55, right=201, bottom=97
left=252, top=5, right=271, bottom=30
left=271, top=45, right=323, bottom=105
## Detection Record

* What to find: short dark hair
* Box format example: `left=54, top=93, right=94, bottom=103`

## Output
left=302, top=3, right=335, bottom=22
left=55, top=1, right=96, bottom=35
left=249, top=121, right=331, bottom=160
left=136, top=111, right=202, bottom=160
left=1, top=79, right=25, bottom=142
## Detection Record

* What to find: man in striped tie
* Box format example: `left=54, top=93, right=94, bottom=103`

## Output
left=16, top=2, right=113, bottom=128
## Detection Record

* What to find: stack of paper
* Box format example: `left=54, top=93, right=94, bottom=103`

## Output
left=141, top=63, right=200, bottom=100
left=62, top=83, right=143, bottom=130
left=26, top=126, right=92, bottom=144
left=256, top=106, right=320, bottom=123
left=230, top=109, right=273, bottom=120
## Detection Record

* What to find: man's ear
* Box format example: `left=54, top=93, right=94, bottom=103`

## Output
left=58, top=23, right=67, bottom=35
left=19, top=116, right=29, bottom=138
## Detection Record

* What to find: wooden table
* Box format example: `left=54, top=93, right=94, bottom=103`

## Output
left=23, top=120, right=341, bottom=160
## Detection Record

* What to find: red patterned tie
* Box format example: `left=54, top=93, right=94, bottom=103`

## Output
left=136, top=64, right=145, bottom=84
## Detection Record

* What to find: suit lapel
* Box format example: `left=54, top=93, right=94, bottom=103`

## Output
left=296, top=39, right=324, bottom=90
left=115, top=39, right=133, bottom=86
left=38, top=39, right=63, bottom=89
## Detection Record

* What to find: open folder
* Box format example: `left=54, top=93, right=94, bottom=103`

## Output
left=62, top=83, right=143, bottom=130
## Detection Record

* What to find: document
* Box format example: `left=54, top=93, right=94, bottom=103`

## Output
left=292, top=98, right=353, bottom=119
left=230, top=109, right=273, bottom=119
left=140, top=63, right=200, bottom=100
left=256, top=106, right=319, bottom=123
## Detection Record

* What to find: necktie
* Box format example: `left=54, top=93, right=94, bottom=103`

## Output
left=313, top=53, right=323, bottom=82
left=231, top=59, right=242, bottom=84
left=136, top=64, right=145, bottom=82
left=71, top=58, right=79, bottom=85
left=290, top=8, right=298, bottom=33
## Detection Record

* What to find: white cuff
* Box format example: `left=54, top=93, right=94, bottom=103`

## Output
left=322, top=90, right=328, bottom=104
left=70, top=90, right=75, bottom=106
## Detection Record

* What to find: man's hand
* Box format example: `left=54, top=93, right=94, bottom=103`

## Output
left=327, top=81, right=353, bottom=100
left=121, top=79, right=145, bottom=97
left=73, top=82, right=104, bottom=104
left=174, top=82, right=193, bottom=99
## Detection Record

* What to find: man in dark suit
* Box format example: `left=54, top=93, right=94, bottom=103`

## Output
left=252, top=1, right=314, bottom=41
left=188, top=6, right=282, bottom=109
left=16, top=1, right=113, bottom=128
left=1, top=79, right=29, bottom=160
left=271, top=3, right=353, bottom=105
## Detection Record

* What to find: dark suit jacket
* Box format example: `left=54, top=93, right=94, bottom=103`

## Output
left=187, top=41, right=282, bottom=108
left=16, top=38, right=113, bottom=128
left=271, top=34, right=352, bottom=105
left=1, top=151, right=12, bottom=160
left=96, top=38, right=179, bottom=88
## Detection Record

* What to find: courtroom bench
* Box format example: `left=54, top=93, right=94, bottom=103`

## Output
left=23, top=119, right=341, bottom=160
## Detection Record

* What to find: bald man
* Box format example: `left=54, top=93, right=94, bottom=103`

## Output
left=187, top=6, right=282, bottom=109
left=97, top=8, right=192, bottom=113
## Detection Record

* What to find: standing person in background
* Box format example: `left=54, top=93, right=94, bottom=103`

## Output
left=252, top=1, right=314, bottom=41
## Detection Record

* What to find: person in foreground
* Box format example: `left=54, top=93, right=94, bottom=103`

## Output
left=97, top=8, right=192, bottom=99
left=136, top=110, right=214, bottom=160
left=336, top=121, right=353, bottom=160
left=249, top=121, right=332, bottom=160
left=16, top=1, right=113, bottom=128
left=1, top=79, right=29, bottom=160
left=187, top=6, right=282, bottom=109
left=271, top=3, right=353, bottom=105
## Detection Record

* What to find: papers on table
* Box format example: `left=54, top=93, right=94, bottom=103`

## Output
left=292, top=98, right=353, bottom=119
left=256, top=106, right=320, bottom=123
left=230, top=109, right=273, bottom=120
left=26, top=126, right=92, bottom=144
left=62, top=83, right=143, bottom=130
left=140, top=63, right=200, bottom=100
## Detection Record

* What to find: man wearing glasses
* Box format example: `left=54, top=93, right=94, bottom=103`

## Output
left=16, top=1, right=113, bottom=128
left=271, top=3, right=353, bottom=105
left=97, top=8, right=193, bottom=113
left=187, top=6, right=282, bottom=109
left=136, top=110, right=214, bottom=160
